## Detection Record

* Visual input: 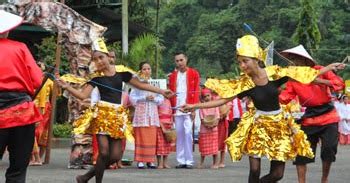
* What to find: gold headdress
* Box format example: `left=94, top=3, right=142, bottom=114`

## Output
left=236, top=35, right=264, bottom=61
left=91, top=38, right=109, bottom=54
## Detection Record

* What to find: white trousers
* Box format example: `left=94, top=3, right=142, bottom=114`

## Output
left=175, top=115, right=194, bottom=165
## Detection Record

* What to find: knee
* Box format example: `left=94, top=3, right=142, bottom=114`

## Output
left=98, top=150, right=110, bottom=161
left=321, top=146, right=337, bottom=161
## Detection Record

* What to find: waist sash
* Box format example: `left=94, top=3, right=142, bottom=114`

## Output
left=302, top=102, right=334, bottom=119
left=0, top=91, right=31, bottom=110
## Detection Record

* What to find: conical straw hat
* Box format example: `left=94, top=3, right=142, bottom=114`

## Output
left=280, top=45, right=316, bottom=66
left=0, top=10, right=23, bottom=34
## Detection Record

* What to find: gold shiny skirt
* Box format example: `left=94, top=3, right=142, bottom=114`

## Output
left=225, top=108, right=314, bottom=162
left=73, top=101, right=134, bottom=141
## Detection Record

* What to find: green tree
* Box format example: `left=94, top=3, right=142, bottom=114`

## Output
left=35, top=36, right=69, bottom=74
left=124, top=33, right=164, bottom=77
left=293, top=0, right=321, bottom=53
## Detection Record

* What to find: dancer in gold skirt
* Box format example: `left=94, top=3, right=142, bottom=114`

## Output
left=57, top=38, right=173, bottom=183
left=181, top=35, right=345, bottom=183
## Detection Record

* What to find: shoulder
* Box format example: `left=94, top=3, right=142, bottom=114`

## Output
left=313, top=65, right=324, bottom=70
left=3, top=39, right=28, bottom=50
left=188, top=67, right=199, bottom=73
left=117, top=71, right=133, bottom=82
left=187, top=67, right=200, bottom=76
left=11, top=39, right=28, bottom=49
left=168, top=70, right=177, bottom=78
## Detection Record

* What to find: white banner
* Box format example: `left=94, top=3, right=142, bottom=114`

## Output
left=148, top=79, right=167, bottom=90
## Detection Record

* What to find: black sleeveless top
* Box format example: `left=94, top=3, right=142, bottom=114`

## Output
left=87, top=72, right=132, bottom=104
left=237, top=77, right=288, bottom=111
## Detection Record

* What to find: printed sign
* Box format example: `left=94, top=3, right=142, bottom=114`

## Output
left=148, top=79, right=167, bottom=90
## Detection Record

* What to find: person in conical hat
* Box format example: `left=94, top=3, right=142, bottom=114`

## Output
left=181, top=35, right=345, bottom=182
left=280, top=45, right=316, bottom=66
left=56, top=38, right=174, bottom=183
left=279, top=45, right=345, bottom=183
left=0, top=10, right=44, bottom=182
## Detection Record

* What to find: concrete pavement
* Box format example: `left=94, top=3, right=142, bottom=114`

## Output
left=1, top=145, right=350, bottom=183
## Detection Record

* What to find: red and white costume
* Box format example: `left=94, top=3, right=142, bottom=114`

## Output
left=168, top=67, right=200, bottom=166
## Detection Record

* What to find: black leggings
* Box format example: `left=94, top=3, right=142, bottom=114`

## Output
left=248, top=157, right=285, bottom=183
left=0, top=124, right=35, bottom=183
left=79, top=134, right=122, bottom=183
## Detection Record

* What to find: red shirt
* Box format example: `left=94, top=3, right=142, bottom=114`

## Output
left=168, top=67, right=200, bottom=107
left=0, top=39, right=43, bottom=95
left=279, top=65, right=344, bottom=126
left=0, top=38, right=43, bottom=128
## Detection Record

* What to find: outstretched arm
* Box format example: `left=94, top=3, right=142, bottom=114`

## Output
left=318, top=63, right=346, bottom=76
left=128, top=77, right=173, bottom=98
left=181, top=97, right=234, bottom=113
left=56, top=80, right=94, bottom=100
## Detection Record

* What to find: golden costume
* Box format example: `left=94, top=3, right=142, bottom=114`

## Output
left=60, top=38, right=136, bottom=142
left=205, top=35, right=315, bottom=162
left=73, top=101, right=133, bottom=141
left=61, top=69, right=134, bottom=141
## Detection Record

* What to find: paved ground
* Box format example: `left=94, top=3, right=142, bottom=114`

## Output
left=1, top=145, right=350, bottom=183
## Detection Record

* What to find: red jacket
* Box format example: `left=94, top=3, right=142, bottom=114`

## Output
left=279, top=65, right=344, bottom=126
left=168, top=67, right=200, bottom=108
left=0, top=38, right=43, bottom=128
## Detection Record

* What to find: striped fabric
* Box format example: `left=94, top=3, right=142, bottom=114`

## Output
left=134, top=127, right=157, bottom=162
left=217, top=118, right=228, bottom=151
left=199, top=129, right=219, bottom=156
left=156, top=124, right=175, bottom=155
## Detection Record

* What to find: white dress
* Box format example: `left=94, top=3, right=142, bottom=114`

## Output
left=335, top=102, right=350, bottom=135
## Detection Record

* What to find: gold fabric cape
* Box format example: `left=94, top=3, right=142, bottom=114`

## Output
left=205, top=66, right=319, bottom=98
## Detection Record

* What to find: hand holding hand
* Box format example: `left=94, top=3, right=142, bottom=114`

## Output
left=180, top=104, right=196, bottom=113
left=162, top=89, right=175, bottom=99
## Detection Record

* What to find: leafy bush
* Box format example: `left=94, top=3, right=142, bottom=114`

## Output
left=53, top=123, right=72, bottom=138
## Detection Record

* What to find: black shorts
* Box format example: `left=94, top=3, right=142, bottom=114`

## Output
left=293, top=123, right=338, bottom=165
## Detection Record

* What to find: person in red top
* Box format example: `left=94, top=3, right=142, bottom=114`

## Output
left=168, top=52, right=200, bottom=169
left=0, top=10, right=43, bottom=183
left=279, top=45, right=345, bottom=183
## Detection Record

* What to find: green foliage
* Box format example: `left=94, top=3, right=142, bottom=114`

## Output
left=148, top=0, right=349, bottom=79
left=129, top=0, right=153, bottom=26
left=35, top=36, right=69, bottom=73
left=53, top=123, right=72, bottom=138
left=126, top=33, right=164, bottom=77
left=293, top=0, right=321, bottom=52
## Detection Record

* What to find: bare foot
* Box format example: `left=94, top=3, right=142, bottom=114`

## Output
left=197, top=164, right=204, bottom=169
left=157, top=165, right=164, bottom=169
left=117, top=162, right=124, bottom=168
left=163, top=164, right=171, bottom=169
left=109, top=163, right=117, bottom=169
left=218, top=163, right=225, bottom=168
left=211, top=164, right=219, bottom=169
left=76, top=175, right=87, bottom=183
